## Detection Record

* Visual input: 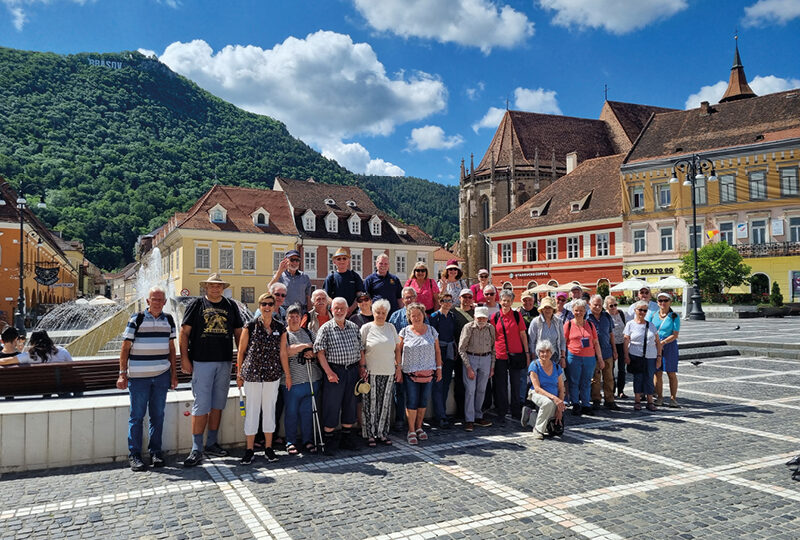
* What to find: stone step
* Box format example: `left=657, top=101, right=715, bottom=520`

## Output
left=678, top=345, right=741, bottom=361
left=729, top=345, right=800, bottom=361
left=679, top=340, right=727, bottom=350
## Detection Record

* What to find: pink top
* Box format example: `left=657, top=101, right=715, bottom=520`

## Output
left=564, top=319, right=598, bottom=357
left=470, top=282, right=487, bottom=304
left=405, top=278, right=440, bottom=311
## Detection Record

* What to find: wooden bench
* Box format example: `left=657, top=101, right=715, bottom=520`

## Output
left=0, top=357, right=237, bottom=398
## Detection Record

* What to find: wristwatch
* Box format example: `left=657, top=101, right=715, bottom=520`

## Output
left=119, top=370, right=127, bottom=375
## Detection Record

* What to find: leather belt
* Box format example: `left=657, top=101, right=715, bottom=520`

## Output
left=466, top=351, right=491, bottom=356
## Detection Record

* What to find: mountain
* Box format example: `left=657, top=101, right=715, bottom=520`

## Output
left=0, top=47, right=459, bottom=270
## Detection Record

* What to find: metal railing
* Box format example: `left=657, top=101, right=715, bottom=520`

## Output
left=734, top=241, right=800, bottom=258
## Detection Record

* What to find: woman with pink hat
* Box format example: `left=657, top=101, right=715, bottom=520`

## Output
left=439, top=259, right=466, bottom=303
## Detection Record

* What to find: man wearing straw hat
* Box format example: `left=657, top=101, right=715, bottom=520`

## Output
left=323, top=247, right=365, bottom=316
left=180, top=273, right=244, bottom=467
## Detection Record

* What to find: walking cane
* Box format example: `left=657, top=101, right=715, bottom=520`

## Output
left=303, top=350, right=326, bottom=455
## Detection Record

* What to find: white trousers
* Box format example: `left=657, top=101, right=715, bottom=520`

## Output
left=243, top=380, right=280, bottom=436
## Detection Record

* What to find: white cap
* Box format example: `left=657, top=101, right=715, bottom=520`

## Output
left=474, top=306, right=489, bottom=319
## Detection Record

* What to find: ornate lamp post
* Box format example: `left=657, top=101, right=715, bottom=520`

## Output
left=670, top=155, right=717, bottom=321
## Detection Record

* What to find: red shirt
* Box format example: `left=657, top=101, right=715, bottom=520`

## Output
left=564, top=319, right=598, bottom=356
left=470, top=283, right=487, bottom=304
left=492, top=309, right=527, bottom=360
left=405, top=278, right=439, bottom=311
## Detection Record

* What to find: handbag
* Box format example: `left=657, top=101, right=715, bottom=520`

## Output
left=494, top=311, right=528, bottom=370
left=546, top=417, right=564, bottom=437
left=627, top=322, right=649, bottom=374
left=408, top=369, right=434, bottom=383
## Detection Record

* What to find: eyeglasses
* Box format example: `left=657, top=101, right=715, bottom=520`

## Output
left=260, top=302, right=275, bottom=307
left=658, top=298, right=670, bottom=303
left=414, top=269, right=427, bottom=273
left=636, top=308, right=648, bottom=313
left=484, top=292, right=495, bottom=296
left=441, top=299, right=453, bottom=303
left=273, top=293, right=287, bottom=297
left=288, top=258, right=300, bottom=263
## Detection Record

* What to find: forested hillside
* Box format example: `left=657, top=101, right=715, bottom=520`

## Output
left=0, top=47, right=458, bottom=270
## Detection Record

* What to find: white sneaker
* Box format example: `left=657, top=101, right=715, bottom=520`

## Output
left=520, top=405, right=533, bottom=427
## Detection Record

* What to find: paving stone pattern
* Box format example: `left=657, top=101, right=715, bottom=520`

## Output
left=1, top=322, right=799, bottom=539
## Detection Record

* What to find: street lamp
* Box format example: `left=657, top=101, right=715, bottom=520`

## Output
left=670, top=155, right=717, bottom=321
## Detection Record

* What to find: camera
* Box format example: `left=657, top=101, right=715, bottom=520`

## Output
left=298, top=347, right=315, bottom=365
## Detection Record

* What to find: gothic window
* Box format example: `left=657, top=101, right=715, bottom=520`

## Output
left=481, top=197, right=490, bottom=230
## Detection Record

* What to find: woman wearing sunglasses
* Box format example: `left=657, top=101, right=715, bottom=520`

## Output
left=237, top=292, right=290, bottom=464
left=647, top=292, right=681, bottom=408
left=405, top=261, right=440, bottom=315
left=623, top=300, right=662, bottom=411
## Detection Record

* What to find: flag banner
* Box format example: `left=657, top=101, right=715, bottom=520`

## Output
left=34, top=263, right=59, bottom=286
left=706, top=229, right=720, bottom=240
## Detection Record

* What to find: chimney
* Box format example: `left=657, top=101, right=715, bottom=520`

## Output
left=306, top=177, right=316, bottom=183
left=566, top=152, right=578, bottom=174
left=700, top=101, right=712, bottom=115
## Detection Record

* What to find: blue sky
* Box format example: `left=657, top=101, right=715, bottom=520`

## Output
left=2, top=0, right=799, bottom=185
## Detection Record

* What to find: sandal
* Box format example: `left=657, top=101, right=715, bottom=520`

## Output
left=617, top=393, right=628, bottom=400
left=304, top=442, right=318, bottom=454
left=406, top=432, right=418, bottom=445
left=286, top=443, right=299, bottom=456
left=646, top=403, right=657, bottom=412
left=379, top=437, right=393, bottom=446
left=416, top=429, right=428, bottom=441
left=367, top=438, right=377, bottom=448
left=634, top=402, right=642, bottom=411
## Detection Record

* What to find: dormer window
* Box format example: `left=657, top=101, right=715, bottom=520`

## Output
left=529, top=197, right=551, bottom=219
left=346, top=200, right=357, bottom=208
left=370, top=215, right=381, bottom=236
left=348, top=214, right=361, bottom=235
left=324, top=198, right=335, bottom=206
left=571, top=203, right=580, bottom=213
left=530, top=209, right=539, bottom=218
left=325, top=211, right=338, bottom=233
left=209, top=203, right=227, bottom=224
left=569, top=191, right=592, bottom=213
left=251, top=207, right=269, bottom=226
left=302, top=209, right=316, bottom=232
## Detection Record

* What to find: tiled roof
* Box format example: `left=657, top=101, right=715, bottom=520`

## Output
left=476, top=110, right=617, bottom=172
left=605, top=101, right=677, bottom=143
left=485, top=154, right=625, bottom=234
left=625, top=89, right=800, bottom=164
left=274, top=177, right=381, bottom=214
left=175, top=185, right=298, bottom=236
left=432, top=247, right=462, bottom=261
left=720, top=43, right=756, bottom=103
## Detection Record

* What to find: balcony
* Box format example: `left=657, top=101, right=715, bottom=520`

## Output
left=734, top=241, right=800, bottom=258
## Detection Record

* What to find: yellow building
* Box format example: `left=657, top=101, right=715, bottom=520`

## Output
left=620, top=45, right=800, bottom=300
left=148, top=185, right=298, bottom=311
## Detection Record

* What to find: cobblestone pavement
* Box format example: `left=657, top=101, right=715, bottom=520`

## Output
left=2, top=335, right=799, bottom=539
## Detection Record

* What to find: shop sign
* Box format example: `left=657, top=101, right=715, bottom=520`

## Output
left=508, top=271, right=550, bottom=279
left=623, top=267, right=674, bottom=278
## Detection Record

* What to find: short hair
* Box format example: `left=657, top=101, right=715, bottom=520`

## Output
left=571, top=299, right=588, bottom=312
left=589, top=294, right=604, bottom=304
left=437, top=292, right=453, bottom=302
left=311, top=289, right=330, bottom=302
left=499, top=289, right=514, bottom=301
left=535, top=339, right=554, bottom=354
left=331, top=297, right=348, bottom=308
left=148, top=285, right=167, bottom=297
left=603, top=295, right=617, bottom=307
left=285, top=303, right=303, bottom=317
left=1, top=326, right=19, bottom=343
left=372, top=299, right=391, bottom=313
left=632, top=300, right=649, bottom=312
left=406, top=302, right=427, bottom=320
left=401, top=286, right=417, bottom=298
left=483, top=284, right=497, bottom=294
left=258, top=292, right=275, bottom=304
left=270, top=282, right=288, bottom=293
left=375, top=253, right=389, bottom=263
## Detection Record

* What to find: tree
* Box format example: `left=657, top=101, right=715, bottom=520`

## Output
left=679, top=241, right=751, bottom=294
left=597, top=281, right=610, bottom=298
left=770, top=281, right=783, bottom=307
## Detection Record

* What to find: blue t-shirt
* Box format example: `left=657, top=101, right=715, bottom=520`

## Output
left=429, top=310, right=456, bottom=343
left=646, top=310, right=681, bottom=340
left=389, top=307, right=409, bottom=332
left=364, top=272, right=403, bottom=313
left=528, top=360, right=563, bottom=396
left=323, top=269, right=364, bottom=307
left=587, top=310, right=614, bottom=359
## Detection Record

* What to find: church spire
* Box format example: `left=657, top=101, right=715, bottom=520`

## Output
left=719, top=34, right=756, bottom=103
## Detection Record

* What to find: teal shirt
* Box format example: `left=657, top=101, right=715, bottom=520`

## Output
left=646, top=310, right=680, bottom=340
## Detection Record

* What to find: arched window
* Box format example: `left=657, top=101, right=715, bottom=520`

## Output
left=526, top=280, right=538, bottom=289
left=256, top=213, right=266, bottom=225
left=502, top=281, right=513, bottom=290
left=481, top=196, right=490, bottom=230
left=548, top=279, right=558, bottom=287
left=750, top=273, right=769, bottom=296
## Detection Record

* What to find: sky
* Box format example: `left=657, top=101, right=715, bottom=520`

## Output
left=1, top=0, right=799, bottom=186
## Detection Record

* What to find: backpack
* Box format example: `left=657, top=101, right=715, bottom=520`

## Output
left=134, top=311, right=175, bottom=336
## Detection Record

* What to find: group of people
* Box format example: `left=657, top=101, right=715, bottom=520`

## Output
left=118, top=249, right=685, bottom=470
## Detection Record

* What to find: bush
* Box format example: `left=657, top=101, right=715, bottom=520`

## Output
left=770, top=282, right=783, bottom=307
left=597, top=282, right=610, bottom=298
left=700, top=292, right=766, bottom=305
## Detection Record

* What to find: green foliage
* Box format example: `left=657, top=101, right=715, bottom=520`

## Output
left=596, top=281, right=610, bottom=299
left=770, top=281, right=783, bottom=307
left=679, top=241, right=751, bottom=294
left=0, top=47, right=459, bottom=270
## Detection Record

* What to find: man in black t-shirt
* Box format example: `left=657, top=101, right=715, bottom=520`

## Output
left=323, top=247, right=364, bottom=316
left=180, top=273, right=244, bottom=467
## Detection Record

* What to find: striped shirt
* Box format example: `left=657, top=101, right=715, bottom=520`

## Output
left=123, top=309, right=176, bottom=378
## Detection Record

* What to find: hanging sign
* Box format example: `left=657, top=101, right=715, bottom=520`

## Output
left=34, top=264, right=59, bottom=286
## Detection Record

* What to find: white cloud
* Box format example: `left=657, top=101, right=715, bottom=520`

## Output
left=538, top=0, right=687, bottom=34
left=2, top=0, right=88, bottom=30
left=137, top=48, right=157, bottom=58
left=466, top=82, right=485, bottom=101
left=684, top=75, right=800, bottom=109
left=159, top=32, right=447, bottom=146
left=322, top=141, right=405, bottom=176
left=744, top=0, right=800, bottom=26
left=408, top=125, right=464, bottom=151
left=157, top=0, right=180, bottom=7
left=353, top=0, right=534, bottom=54
left=472, top=86, right=562, bottom=132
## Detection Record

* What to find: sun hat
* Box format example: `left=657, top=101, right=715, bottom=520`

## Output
left=444, top=259, right=463, bottom=280
left=199, top=273, right=230, bottom=289
left=539, top=297, right=556, bottom=310
left=331, top=247, right=351, bottom=259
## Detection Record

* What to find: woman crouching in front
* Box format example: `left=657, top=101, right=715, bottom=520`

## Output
left=526, top=340, right=566, bottom=439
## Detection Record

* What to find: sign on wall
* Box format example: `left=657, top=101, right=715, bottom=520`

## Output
left=736, top=223, right=748, bottom=238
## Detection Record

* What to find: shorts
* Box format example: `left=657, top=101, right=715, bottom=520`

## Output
left=403, top=378, right=432, bottom=409
left=191, top=361, right=232, bottom=416
left=658, top=341, right=679, bottom=372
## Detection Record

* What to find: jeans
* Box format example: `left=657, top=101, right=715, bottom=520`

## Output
left=432, top=357, right=455, bottom=421
left=566, top=353, right=596, bottom=407
left=282, top=380, right=320, bottom=446
left=632, top=357, right=657, bottom=395
left=404, top=378, right=432, bottom=409
left=128, top=370, right=171, bottom=456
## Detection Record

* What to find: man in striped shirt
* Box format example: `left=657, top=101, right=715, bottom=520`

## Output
left=117, top=286, right=178, bottom=471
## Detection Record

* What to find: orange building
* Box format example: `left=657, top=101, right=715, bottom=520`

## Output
left=0, top=181, right=78, bottom=326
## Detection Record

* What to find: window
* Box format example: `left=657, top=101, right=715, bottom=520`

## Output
left=525, top=240, right=537, bottom=262
left=195, top=247, right=210, bottom=269
left=749, top=171, right=767, bottom=200
left=211, top=209, right=225, bottom=223
left=348, top=216, right=361, bottom=235
left=325, top=213, right=338, bottom=233
left=219, top=248, right=233, bottom=270
left=304, top=250, right=316, bottom=273
left=395, top=254, right=407, bottom=274
left=242, top=249, right=255, bottom=271
left=655, top=184, right=671, bottom=207
left=688, top=225, right=703, bottom=250
left=719, top=222, right=734, bottom=245
left=370, top=217, right=381, bottom=236
left=633, top=230, right=646, bottom=253
left=789, top=217, right=800, bottom=242
left=546, top=239, right=557, bottom=260
left=694, top=177, right=707, bottom=205
left=751, top=219, right=767, bottom=244
left=567, top=237, right=579, bottom=259
left=329, top=255, right=336, bottom=274
left=352, top=252, right=362, bottom=274
left=596, top=233, right=609, bottom=257
left=501, top=243, right=512, bottom=263
left=241, top=287, right=255, bottom=304
left=481, top=197, right=490, bottom=230
left=273, top=251, right=284, bottom=272
left=631, top=185, right=644, bottom=210
left=781, top=167, right=799, bottom=196
left=719, top=174, right=736, bottom=203
left=303, top=211, right=316, bottom=231
left=660, top=227, right=673, bottom=252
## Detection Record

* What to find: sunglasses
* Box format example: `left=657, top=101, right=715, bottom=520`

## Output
left=484, top=292, right=495, bottom=296
left=461, top=295, right=473, bottom=299
left=441, top=299, right=453, bottom=303
left=260, top=302, right=275, bottom=307
left=357, top=297, right=371, bottom=303
left=636, top=308, right=648, bottom=313
left=658, top=298, right=670, bottom=303
left=288, top=258, right=300, bottom=263
left=414, top=269, right=427, bottom=273
left=273, top=293, right=287, bottom=297
left=448, top=268, right=459, bottom=271
left=478, top=274, right=489, bottom=278
left=607, top=304, right=618, bottom=308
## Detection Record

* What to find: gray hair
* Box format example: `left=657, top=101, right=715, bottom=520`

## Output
left=372, top=299, right=391, bottom=313
left=406, top=303, right=427, bottom=320
left=311, top=289, right=330, bottom=302
left=375, top=253, right=389, bottom=263
left=536, top=339, right=554, bottom=354
left=603, top=295, right=617, bottom=307
left=589, top=294, right=604, bottom=304
left=401, top=286, right=417, bottom=297
left=148, top=285, right=167, bottom=297
left=631, top=300, right=649, bottom=313
left=571, top=299, right=588, bottom=312
left=331, top=297, right=348, bottom=308
left=499, top=289, right=514, bottom=301
left=483, top=284, right=497, bottom=294
left=270, top=282, right=287, bottom=293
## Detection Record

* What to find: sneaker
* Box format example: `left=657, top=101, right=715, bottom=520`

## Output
left=786, top=455, right=800, bottom=468
left=572, top=404, right=582, bottom=416
left=520, top=405, right=533, bottom=427
left=241, top=449, right=254, bottom=465
left=464, top=422, right=474, bottom=432
left=474, top=418, right=493, bottom=427
left=204, top=443, right=228, bottom=457
left=582, top=406, right=594, bottom=416
left=129, top=454, right=147, bottom=472
left=150, top=453, right=166, bottom=468
left=533, top=430, right=544, bottom=440
left=264, top=447, right=279, bottom=462
left=604, top=402, right=622, bottom=411
left=655, top=397, right=664, bottom=407
left=669, top=398, right=680, bottom=408
left=183, top=449, right=203, bottom=467
left=592, top=400, right=601, bottom=409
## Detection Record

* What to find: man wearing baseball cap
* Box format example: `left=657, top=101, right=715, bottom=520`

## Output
left=626, top=286, right=658, bottom=318
left=268, top=249, right=311, bottom=313
left=458, top=306, right=495, bottom=432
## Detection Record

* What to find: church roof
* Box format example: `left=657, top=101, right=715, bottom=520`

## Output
left=625, top=89, right=800, bottom=164
left=485, top=154, right=624, bottom=235
left=720, top=41, right=756, bottom=103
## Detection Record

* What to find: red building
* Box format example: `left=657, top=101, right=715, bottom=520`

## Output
left=483, top=154, right=625, bottom=296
